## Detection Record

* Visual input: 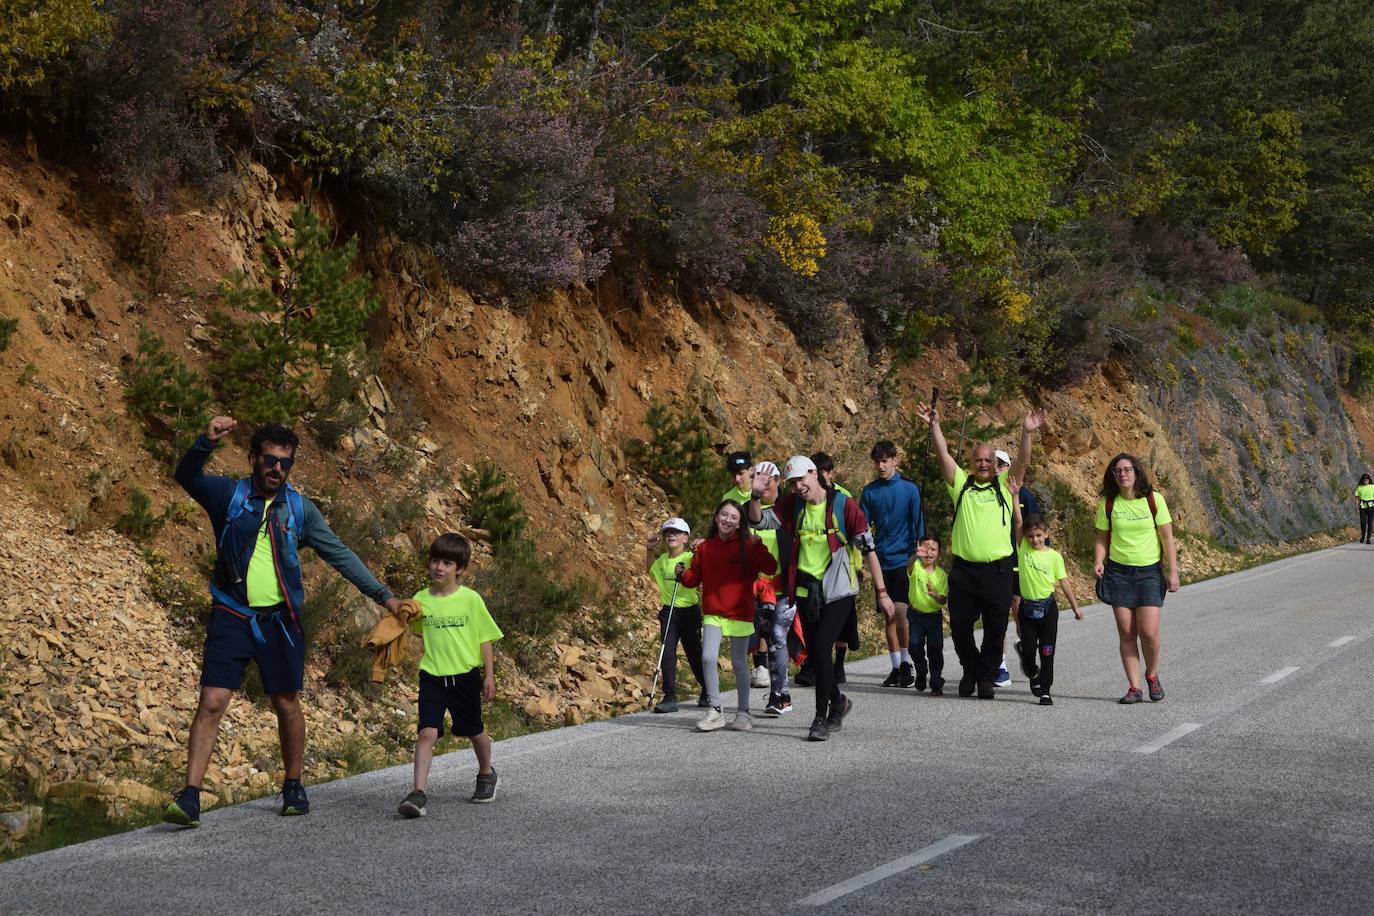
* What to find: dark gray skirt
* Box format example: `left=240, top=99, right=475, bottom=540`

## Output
left=1096, top=559, right=1167, bottom=608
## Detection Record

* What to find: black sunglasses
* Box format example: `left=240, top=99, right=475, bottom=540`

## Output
left=258, top=454, right=295, bottom=471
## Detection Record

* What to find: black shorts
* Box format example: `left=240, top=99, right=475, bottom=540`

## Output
left=418, top=669, right=484, bottom=738
left=878, top=566, right=911, bottom=609
left=200, top=605, right=304, bottom=696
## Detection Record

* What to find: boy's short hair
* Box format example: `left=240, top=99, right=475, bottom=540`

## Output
left=810, top=451, right=835, bottom=474
left=429, top=532, right=471, bottom=568
left=1023, top=513, right=1050, bottom=532
left=870, top=440, right=898, bottom=461
left=726, top=450, right=752, bottom=472
left=250, top=423, right=299, bottom=457
left=920, top=534, right=940, bottom=549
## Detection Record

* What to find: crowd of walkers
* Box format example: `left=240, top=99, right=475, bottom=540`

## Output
left=160, top=405, right=1198, bottom=827
left=647, top=405, right=1185, bottom=741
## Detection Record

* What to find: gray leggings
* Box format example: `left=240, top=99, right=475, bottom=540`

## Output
left=702, top=624, right=752, bottom=712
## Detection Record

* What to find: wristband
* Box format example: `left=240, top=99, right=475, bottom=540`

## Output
left=877, top=588, right=888, bottom=595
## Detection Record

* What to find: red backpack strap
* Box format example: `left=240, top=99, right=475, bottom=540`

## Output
left=1147, top=490, right=1159, bottom=523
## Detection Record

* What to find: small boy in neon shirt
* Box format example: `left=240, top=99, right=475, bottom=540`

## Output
left=398, top=533, right=503, bottom=817
left=907, top=536, right=949, bottom=694
left=1015, top=514, right=1082, bottom=706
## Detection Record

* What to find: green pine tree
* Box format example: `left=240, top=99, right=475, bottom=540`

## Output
left=124, top=326, right=214, bottom=469
left=210, top=205, right=378, bottom=425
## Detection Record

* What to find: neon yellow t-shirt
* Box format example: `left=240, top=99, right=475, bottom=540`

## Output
left=1095, top=492, right=1173, bottom=566
left=649, top=550, right=699, bottom=607
left=1358, top=484, right=1374, bottom=507
left=796, top=500, right=833, bottom=580
left=909, top=563, right=948, bottom=614
left=755, top=501, right=780, bottom=571
left=1017, top=539, right=1066, bottom=601
left=722, top=485, right=752, bottom=506
left=246, top=498, right=286, bottom=607
left=947, top=468, right=1014, bottom=563
left=412, top=586, right=504, bottom=677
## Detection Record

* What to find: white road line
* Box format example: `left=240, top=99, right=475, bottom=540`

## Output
left=1259, top=666, right=1300, bottom=685
left=1133, top=723, right=1203, bottom=755
left=1329, top=636, right=1357, bottom=647
left=796, top=834, right=981, bottom=906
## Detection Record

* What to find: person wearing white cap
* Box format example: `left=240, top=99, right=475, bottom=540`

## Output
left=748, top=455, right=895, bottom=741
left=645, top=517, right=706, bottom=713
left=916, top=403, right=1047, bottom=700
left=747, top=460, right=798, bottom=716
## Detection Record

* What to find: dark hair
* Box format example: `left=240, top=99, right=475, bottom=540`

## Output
left=1362, top=474, right=1373, bottom=485
left=429, top=532, right=471, bottom=569
left=1101, top=453, right=1154, bottom=499
left=870, top=440, right=898, bottom=461
left=810, top=451, right=835, bottom=473
left=920, top=534, right=940, bottom=549
left=250, top=423, right=299, bottom=457
left=1023, top=512, right=1050, bottom=532
left=726, top=450, right=752, bottom=472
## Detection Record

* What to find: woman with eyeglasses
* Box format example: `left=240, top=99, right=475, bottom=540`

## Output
left=1093, top=453, right=1179, bottom=704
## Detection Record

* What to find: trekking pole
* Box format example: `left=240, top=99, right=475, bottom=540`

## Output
left=649, top=577, right=682, bottom=710
left=922, top=387, right=939, bottom=534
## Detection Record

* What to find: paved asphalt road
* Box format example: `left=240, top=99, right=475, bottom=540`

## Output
left=5, top=545, right=1374, bottom=915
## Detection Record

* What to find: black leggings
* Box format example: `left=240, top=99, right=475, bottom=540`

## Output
left=658, top=604, right=705, bottom=700
left=800, top=596, right=855, bottom=720
left=1017, top=597, right=1059, bottom=692
left=1361, top=506, right=1373, bottom=542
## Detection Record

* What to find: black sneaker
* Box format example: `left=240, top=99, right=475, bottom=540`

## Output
left=280, top=780, right=310, bottom=816
left=764, top=693, right=785, bottom=717
left=1146, top=675, right=1164, bottom=702
left=1040, top=694, right=1054, bottom=706
left=471, top=769, right=499, bottom=803
left=899, top=661, right=916, bottom=688
left=825, top=695, right=853, bottom=732
left=914, top=671, right=927, bottom=692
left=795, top=664, right=816, bottom=688
left=959, top=670, right=976, bottom=697
left=807, top=716, right=829, bottom=742
left=653, top=698, right=679, bottom=713
left=163, top=786, right=201, bottom=828
left=977, top=680, right=996, bottom=700
left=929, top=679, right=944, bottom=696
left=398, top=789, right=427, bottom=818
left=882, top=667, right=902, bottom=687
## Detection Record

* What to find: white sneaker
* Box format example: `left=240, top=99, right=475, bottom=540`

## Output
left=750, top=665, right=769, bottom=688
left=696, top=708, right=726, bottom=732
left=729, top=711, right=753, bottom=731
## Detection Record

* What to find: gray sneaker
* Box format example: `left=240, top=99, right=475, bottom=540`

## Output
left=398, top=789, right=427, bottom=818
left=470, top=769, right=498, bottom=804
left=728, top=711, right=753, bottom=731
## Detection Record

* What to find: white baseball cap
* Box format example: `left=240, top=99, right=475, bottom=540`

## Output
left=661, top=517, right=690, bottom=534
left=753, top=460, right=780, bottom=478
left=994, top=449, right=1011, bottom=466
left=783, top=455, right=817, bottom=480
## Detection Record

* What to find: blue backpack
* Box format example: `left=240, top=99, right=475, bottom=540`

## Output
left=219, top=478, right=303, bottom=558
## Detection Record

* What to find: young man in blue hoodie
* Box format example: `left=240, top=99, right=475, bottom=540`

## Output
left=859, top=440, right=925, bottom=688
left=163, top=416, right=400, bottom=828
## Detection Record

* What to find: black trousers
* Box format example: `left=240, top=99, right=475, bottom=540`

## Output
left=907, top=610, right=945, bottom=685
left=1017, top=597, right=1059, bottom=692
left=1361, top=506, right=1373, bottom=542
left=948, top=556, right=1015, bottom=682
left=800, top=596, right=855, bottom=720
left=658, top=603, right=705, bottom=700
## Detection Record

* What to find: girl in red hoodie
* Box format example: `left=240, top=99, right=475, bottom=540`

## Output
left=678, top=500, right=777, bottom=732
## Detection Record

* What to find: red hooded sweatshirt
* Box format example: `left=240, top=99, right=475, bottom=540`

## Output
left=679, top=532, right=777, bottom=622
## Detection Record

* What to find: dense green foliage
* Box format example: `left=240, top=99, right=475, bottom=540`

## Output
left=628, top=401, right=727, bottom=534
left=6, top=1, right=1374, bottom=383
left=210, top=206, right=377, bottom=425
left=123, top=326, right=214, bottom=469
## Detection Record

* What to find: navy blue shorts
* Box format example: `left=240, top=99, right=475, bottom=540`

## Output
left=418, top=669, right=484, bottom=738
left=200, top=605, right=305, bottom=695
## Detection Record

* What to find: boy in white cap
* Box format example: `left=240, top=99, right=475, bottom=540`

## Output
left=645, top=517, right=706, bottom=713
